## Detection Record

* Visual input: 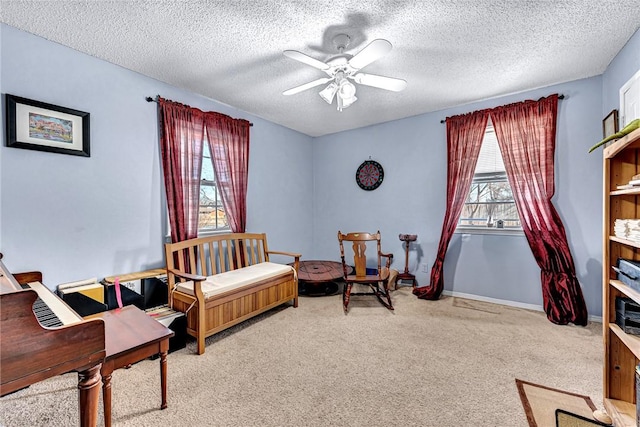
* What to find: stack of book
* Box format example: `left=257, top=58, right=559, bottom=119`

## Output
left=145, top=305, right=187, bottom=353
left=57, top=278, right=108, bottom=316
left=614, top=219, right=640, bottom=243
left=617, top=173, right=640, bottom=189
left=146, top=305, right=183, bottom=324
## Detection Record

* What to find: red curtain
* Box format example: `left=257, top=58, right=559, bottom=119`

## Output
left=414, top=110, right=489, bottom=300
left=204, top=114, right=251, bottom=233
left=491, top=95, right=587, bottom=325
left=158, top=98, right=205, bottom=243
left=158, top=98, right=250, bottom=241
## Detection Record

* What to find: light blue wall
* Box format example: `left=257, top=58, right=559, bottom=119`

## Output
left=313, top=77, right=604, bottom=316
left=312, top=112, right=446, bottom=278
left=0, top=24, right=313, bottom=286
left=1, top=22, right=638, bottom=319
left=602, top=29, right=640, bottom=118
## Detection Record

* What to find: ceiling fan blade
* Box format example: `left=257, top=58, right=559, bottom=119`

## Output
left=348, top=39, right=392, bottom=70
left=283, top=50, right=330, bottom=71
left=283, top=77, right=333, bottom=95
left=353, top=73, right=407, bottom=92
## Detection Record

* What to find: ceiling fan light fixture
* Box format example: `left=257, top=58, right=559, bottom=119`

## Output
left=337, top=94, right=357, bottom=111
left=338, top=80, right=356, bottom=99
left=335, top=80, right=357, bottom=111
left=319, top=82, right=338, bottom=104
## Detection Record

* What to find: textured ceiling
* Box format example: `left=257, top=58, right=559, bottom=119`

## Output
left=1, top=1, right=639, bottom=137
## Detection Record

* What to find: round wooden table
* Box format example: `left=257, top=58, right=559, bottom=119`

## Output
left=291, top=260, right=352, bottom=296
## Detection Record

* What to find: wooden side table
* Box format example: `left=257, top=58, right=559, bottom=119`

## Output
left=291, top=260, right=352, bottom=295
left=85, top=305, right=174, bottom=427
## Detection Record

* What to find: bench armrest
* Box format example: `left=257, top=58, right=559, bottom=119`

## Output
left=266, top=250, right=301, bottom=273
left=167, top=268, right=206, bottom=305
left=266, top=250, right=302, bottom=259
left=167, top=268, right=206, bottom=283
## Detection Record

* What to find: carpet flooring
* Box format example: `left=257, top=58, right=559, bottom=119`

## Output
left=0, top=288, right=603, bottom=426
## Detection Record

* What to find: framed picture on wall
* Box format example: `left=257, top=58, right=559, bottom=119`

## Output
left=5, top=94, right=90, bottom=157
left=602, top=109, right=619, bottom=139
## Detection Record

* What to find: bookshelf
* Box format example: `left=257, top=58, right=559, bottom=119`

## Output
left=602, top=127, right=640, bottom=426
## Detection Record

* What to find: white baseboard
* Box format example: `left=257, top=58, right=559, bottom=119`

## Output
left=441, top=290, right=602, bottom=323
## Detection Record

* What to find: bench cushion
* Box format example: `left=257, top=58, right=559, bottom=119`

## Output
left=175, top=262, right=294, bottom=299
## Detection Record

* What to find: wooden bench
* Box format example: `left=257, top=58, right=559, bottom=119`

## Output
left=164, top=233, right=300, bottom=354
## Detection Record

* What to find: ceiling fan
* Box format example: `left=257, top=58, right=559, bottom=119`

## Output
left=282, top=34, right=407, bottom=111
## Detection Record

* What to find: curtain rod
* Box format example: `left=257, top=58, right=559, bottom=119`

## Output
left=439, top=94, right=564, bottom=123
left=146, top=95, right=253, bottom=126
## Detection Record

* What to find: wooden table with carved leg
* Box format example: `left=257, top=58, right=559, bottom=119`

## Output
left=291, top=260, right=353, bottom=295
left=85, top=305, right=174, bottom=427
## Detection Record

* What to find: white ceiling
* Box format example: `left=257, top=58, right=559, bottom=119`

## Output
left=1, top=1, right=639, bottom=137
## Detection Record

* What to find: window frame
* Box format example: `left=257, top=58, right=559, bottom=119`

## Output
left=455, top=124, right=523, bottom=236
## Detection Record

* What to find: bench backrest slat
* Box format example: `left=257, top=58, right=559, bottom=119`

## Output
left=188, top=246, right=197, bottom=275
left=206, top=241, right=215, bottom=275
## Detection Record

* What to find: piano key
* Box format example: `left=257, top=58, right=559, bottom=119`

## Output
left=21, top=283, right=63, bottom=327
left=20, top=282, right=80, bottom=326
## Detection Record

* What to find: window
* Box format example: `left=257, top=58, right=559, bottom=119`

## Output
left=199, top=142, right=228, bottom=232
left=458, top=121, right=521, bottom=230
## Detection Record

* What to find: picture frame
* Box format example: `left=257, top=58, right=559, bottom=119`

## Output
left=5, top=94, right=90, bottom=157
left=602, top=109, right=618, bottom=139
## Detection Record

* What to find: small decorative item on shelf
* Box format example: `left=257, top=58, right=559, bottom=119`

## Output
left=588, top=118, right=640, bottom=153
left=496, top=220, right=504, bottom=229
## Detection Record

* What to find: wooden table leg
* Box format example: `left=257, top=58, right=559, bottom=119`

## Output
left=159, top=339, right=169, bottom=409
left=101, top=361, right=115, bottom=427
left=77, top=364, right=101, bottom=427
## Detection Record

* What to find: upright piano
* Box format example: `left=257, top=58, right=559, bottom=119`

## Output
left=0, top=254, right=106, bottom=427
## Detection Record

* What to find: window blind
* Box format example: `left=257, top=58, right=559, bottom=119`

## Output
left=475, top=122, right=505, bottom=175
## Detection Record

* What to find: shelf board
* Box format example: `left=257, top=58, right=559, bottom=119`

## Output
left=604, top=397, right=636, bottom=427
left=604, top=128, right=640, bottom=159
left=610, top=322, right=640, bottom=358
left=610, top=235, right=640, bottom=249
left=611, top=280, right=640, bottom=305
left=611, top=187, right=640, bottom=196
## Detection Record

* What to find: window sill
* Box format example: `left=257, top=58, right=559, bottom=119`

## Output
left=198, top=228, right=230, bottom=238
left=455, top=226, right=524, bottom=236
left=164, top=228, right=230, bottom=243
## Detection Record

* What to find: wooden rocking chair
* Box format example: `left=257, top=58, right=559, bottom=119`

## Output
left=337, top=231, right=394, bottom=313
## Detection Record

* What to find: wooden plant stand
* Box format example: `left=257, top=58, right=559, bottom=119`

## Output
left=397, top=234, right=417, bottom=289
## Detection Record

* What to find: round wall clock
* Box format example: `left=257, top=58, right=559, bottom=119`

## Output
left=355, top=160, right=384, bottom=191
